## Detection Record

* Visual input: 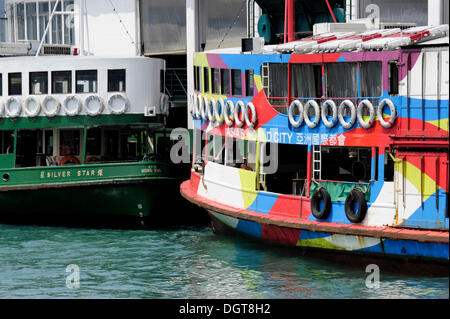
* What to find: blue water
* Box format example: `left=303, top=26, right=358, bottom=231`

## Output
left=0, top=224, right=447, bottom=299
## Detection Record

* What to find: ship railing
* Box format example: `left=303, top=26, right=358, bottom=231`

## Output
left=165, top=68, right=187, bottom=104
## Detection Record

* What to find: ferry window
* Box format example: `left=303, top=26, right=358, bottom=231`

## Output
left=86, top=128, right=102, bottom=156
left=388, top=61, right=399, bottom=96
left=26, top=2, right=38, bottom=40
left=108, top=69, right=126, bottom=92
left=326, top=63, right=357, bottom=99
left=291, top=64, right=322, bottom=99
left=211, top=68, right=220, bottom=94
left=76, top=70, right=97, bottom=93
left=384, top=148, right=394, bottom=182
left=160, top=70, right=164, bottom=93
left=52, top=71, right=72, bottom=94
left=245, top=70, right=254, bottom=97
left=231, top=69, right=242, bottom=96
left=221, top=69, right=230, bottom=95
left=103, top=130, right=119, bottom=161
left=194, top=66, right=200, bottom=91
left=0, top=131, right=14, bottom=154
left=44, top=130, right=53, bottom=156
left=30, top=72, right=48, bottom=95
left=226, top=137, right=246, bottom=167
left=321, top=147, right=372, bottom=182
left=268, top=63, right=288, bottom=106
left=360, top=62, right=382, bottom=99
left=59, top=130, right=80, bottom=156
left=120, top=130, right=145, bottom=160
left=203, top=67, right=209, bottom=93
left=8, top=73, right=22, bottom=96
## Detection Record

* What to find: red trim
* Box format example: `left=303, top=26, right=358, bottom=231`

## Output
left=324, top=0, right=337, bottom=23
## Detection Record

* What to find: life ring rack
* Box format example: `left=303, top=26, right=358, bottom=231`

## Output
left=321, top=100, right=338, bottom=128
left=214, top=97, right=225, bottom=124
left=357, top=99, right=375, bottom=129
left=303, top=100, right=320, bottom=128
left=207, top=97, right=217, bottom=122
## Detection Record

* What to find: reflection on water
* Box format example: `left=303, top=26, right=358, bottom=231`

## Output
left=0, top=224, right=447, bottom=299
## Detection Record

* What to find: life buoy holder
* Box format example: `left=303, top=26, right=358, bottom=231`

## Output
left=59, top=156, right=81, bottom=166
left=107, top=93, right=129, bottom=115
left=224, top=100, right=235, bottom=127
left=234, top=100, right=246, bottom=128
left=43, top=96, right=61, bottom=117
left=23, top=96, right=41, bottom=117
left=84, top=95, right=104, bottom=116
left=344, top=189, right=368, bottom=223
left=201, top=95, right=208, bottom=120
left=207, top=97, right=217, bottom=122
left=62, top=95, right=81, bottom=116
left=321, top=100, right=338, bottom=128
left=245, top=102, right=257, bottom=128
left=338, top=99, right=356, bottom=129
left=214, top=97, right=225, bottom=124
left=311, top=187, right=332, bottom=219
left=357, top=99, right=375, bottom=129
left=303, top=100, right=320, bottom=128
left=5, top=97, right=22, bottom=118
left=288, top=100, right=304, bottom=128
left=377, top=99, right=397, bottom=128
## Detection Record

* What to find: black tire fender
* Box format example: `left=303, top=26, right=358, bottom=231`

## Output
left=310, top=187, right=332, bottom=219
left=345, top=190, right=368, bottom=223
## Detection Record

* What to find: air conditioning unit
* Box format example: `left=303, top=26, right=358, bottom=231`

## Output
left=241, top=37, right=265, bottom=53
left=41, top=44, right=72, bottom=55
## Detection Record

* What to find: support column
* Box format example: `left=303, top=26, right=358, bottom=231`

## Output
left=186, top=0, right=199, bottom=130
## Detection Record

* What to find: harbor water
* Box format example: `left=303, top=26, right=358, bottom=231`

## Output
left=0, top=222, right=448, bottom=299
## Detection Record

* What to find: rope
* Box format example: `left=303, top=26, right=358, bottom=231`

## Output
left=217, top=0, right=246, bottom=49
left=107, top=0, right=135, bottom=45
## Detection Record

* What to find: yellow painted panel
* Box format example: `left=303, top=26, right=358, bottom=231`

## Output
left=238, top=169, right=258, bottom=208
left=428, top=118, right=449, bottom=132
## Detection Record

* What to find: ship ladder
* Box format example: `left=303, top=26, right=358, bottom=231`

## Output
left=312, top=145, right=322, bottom=180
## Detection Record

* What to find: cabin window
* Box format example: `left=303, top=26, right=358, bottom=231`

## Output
left=267, top=63, right=288, bottom=106
left=44, top=130, right=53, bottom=156
left=108, top=69, right=126, bottom=92
left=291, top=64, right=322, bottom=99
left=120, top=130, right=145, bottom=160
left=325, top=63, right=357, bottom=99
left=263, top=143, right=308, bottom=195
left=225, top=137, right=247, bottom=167
left=76, top=70, right=97, bottom=93
left=320, top=147, right=372, bottom=183
left=203, top=67, right=209, bottom=93
left=30, top=72, right=48, bottom=95
left=245, top=70, right=254, bottom=97
left=52, top=71, right=72, bottom=94
left=384, top=148, right=394, bottom=182
left=388, top=61, right=399, bottom=95
left=194, top=66, right=200, bottom=91
left=221, top=69, right=230, bottom=95
left=231, top=69, right=242, bottom=96
left=86, top=128, right=102, bottom=156
left=8, top=73, right=22, bottom=96
left=359, top=61, right=382, bottom=99
left=0, top=131, right=14, bottom=154
left=60, top=130, right=80, bottom=156
left=211, top=68, right=220, bottom=94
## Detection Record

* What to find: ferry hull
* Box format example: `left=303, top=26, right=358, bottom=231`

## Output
left=181, top=180, right=449, bottom=269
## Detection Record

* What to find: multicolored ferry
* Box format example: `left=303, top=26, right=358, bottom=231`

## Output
left=180, top=6, right=449, bottom=266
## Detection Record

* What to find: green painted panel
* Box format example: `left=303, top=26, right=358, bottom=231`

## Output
left=0, top=154, right=14, bottom=169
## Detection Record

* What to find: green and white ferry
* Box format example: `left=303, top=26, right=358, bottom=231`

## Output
left=0, top=54, right=188, bottom=227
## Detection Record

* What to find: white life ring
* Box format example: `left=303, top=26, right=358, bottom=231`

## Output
left=214, top=97, right=225, bottom=124
left=84, top=95, right=104, bottom=116
left=201, top=95, right=208, bottom=120
left=208, top=97, right=217, bottom=122
left=107, top=93, right=129, bottom=115
left=245, top=102, right=257, bottom=128
left=0, top=99, right=4, bottom=117
left=5, top=97, right=22, bottom=118
left=42, top=96, right=61, bottom=117
left=192, top=94, right=199, bottom=119
left=288, top=100, right=304, bottom=128
left=190, top=93, right=197, bottom=119
left=357, top=99, right=375, bottom=129
left=303, top=100, right=320, bottom=128
left=234, top=100, right=246, bottom=128
left=23, top=96, right=41, bottom=117
left=224, top=100, right=235, bottom=127
left=338, top=100, right=356, bottom=129
left=160, top=94, right=170, bottom=116
left=62, top=95, right=81, bottom=116
left=377, top=99, right=397, bottom=128
left=321, top=100, right=338, bottom=128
